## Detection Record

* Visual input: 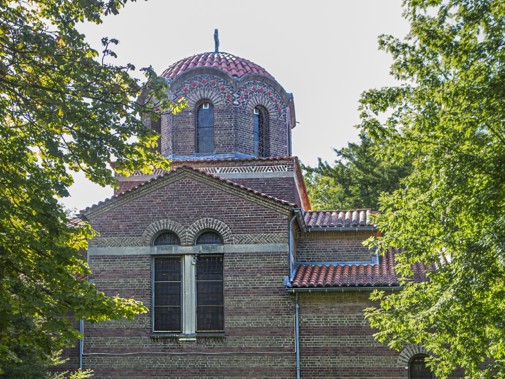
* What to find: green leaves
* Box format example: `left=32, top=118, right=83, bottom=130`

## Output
left=0, top=0, right=179, bottom=372
left=360, top=0, right=505, bottom=377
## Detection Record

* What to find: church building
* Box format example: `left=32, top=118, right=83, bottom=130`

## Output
left=75, top=37, right=445, bottom=378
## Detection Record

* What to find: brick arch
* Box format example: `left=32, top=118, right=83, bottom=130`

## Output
left=186, top=218, right=233, bottom=245
left=141, top=219, right=186, bottom=246
left=397, top=345, right=429, bottom=368
left=186, top=87, right=225, bottom=108
left=245, top=93, right=277, bottom=119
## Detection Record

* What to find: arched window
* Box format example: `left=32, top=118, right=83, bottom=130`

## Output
left=153, top=231, right=180, bottom=246
left=195, top=231, right=223, bottom=245
left=409, top=355, right=435, bottom=379
left=253, top=106, right=269, bottom=157
left=194, top=230, right=224, bottom=332
left=196, top=101, right=214, bottom=153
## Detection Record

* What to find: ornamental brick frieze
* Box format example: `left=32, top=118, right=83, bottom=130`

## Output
left=233, top=233, right=287, bottom=244
left=88, top=236, right=143, bottom=247
left=199, top=165, right=289, bottom=175
left=171, top=75, right=286, bottom=119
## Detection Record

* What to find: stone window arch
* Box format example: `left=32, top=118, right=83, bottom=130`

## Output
left=253, top=106, right=269, bottom=157
left=196, top=100, right=214, bottom=153
left=409, top=354, right=435, bottom=379
left=141, top=219, right=186, bottom=246
left=186, top=218, right=232, bottom=245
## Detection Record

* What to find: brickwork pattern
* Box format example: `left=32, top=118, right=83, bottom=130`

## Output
left=297, top=231, right=376, bottom=262
left=298, top=292, right=404, bottom=378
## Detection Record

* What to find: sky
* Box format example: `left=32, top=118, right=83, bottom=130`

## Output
left=64, top=0, right=410, bottom=212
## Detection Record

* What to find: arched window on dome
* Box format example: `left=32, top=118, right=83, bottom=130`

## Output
left=196, top=101, right=214, bottom=154
left=409, top=355, right=435, bottom=379
left=253, top=106, right=269, bottom=157
left=150, top=116, right=162, bottom=153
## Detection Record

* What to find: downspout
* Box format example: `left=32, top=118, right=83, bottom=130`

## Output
left=295, top=292, right=301, bottom=379
left=79, top=319, right=84, bottom=370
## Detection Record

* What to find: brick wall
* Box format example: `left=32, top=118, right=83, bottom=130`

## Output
left=298, top=291, right=404, bottom=379
left=297, top=230, right=376, bottom=263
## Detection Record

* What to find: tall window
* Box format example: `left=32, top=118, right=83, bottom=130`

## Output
left=153, top=230, right=224, bottom=334
left=410, top=355, right=435, bottom=379
left=153, top=231, right=181, bottom=332
left=195, top=231, right=224, bottom=332
left=196, top=256, right=224, bottom=332
left=253, top=106, right=269, bottom=157
left=196, top=102, right=214, bottom=153
left=154, top=257, right=182, bottom=332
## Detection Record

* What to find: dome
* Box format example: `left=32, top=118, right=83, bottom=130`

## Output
left=161, top=52, right=274, bottom=80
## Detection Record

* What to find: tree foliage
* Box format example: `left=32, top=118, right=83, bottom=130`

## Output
left=303, top=134, right=412, bottom=210
left=361, top=1, right=505, bottom=377
left=0, top=0, right=183, bottom=371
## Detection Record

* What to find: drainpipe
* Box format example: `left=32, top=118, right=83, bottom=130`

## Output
left=79, top=319, right=84, bottom=370
left=295, top=292, right=301, bottom=379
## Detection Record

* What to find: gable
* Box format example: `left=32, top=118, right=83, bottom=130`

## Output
left=82, top=167, right=292, bottom=243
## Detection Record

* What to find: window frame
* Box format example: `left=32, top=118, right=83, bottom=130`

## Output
left=196, top=101, right=215, bottom=154
left=253, top=106, right=269, bottom=157
left=409, top=354, right=436, bottom=379
left=152, top=230, right=224, bottom=337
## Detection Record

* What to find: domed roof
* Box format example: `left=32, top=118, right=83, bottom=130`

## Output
left=161, top=52, right=274, bottom=80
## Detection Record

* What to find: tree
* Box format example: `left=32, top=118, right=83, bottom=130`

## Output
left=360, top=1, right=505, bottom=378
left=0, top=0, right=183, bottom=371
left=303, top=134, right=412, bottom=210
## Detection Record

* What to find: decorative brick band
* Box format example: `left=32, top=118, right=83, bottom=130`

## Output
left=233, top=233, right=287, bottom=244
left=88, top=237, right=143, bottom=247
left=141, top=219, right=186, bottom=246
left=186, top=218, right=233, bottom=245
left=199, top=165, right=289, bottom=175
left=397, top=344, right=429, bottom=368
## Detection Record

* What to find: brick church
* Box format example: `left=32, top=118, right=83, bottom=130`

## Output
left=75, top=38, right=441, bottom=378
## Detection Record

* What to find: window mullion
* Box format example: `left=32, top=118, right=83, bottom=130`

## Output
left=182, top=254, right=196, bottom=335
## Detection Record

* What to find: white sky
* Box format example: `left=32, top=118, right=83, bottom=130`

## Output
left=64, top=0, right=409, bottom=212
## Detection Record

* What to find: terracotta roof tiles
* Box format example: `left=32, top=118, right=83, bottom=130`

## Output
left=161, top=52, right=274, bottom=80
left=291, top=249, right=429, bottom=288
left=304, top=209, right=378, bottom=229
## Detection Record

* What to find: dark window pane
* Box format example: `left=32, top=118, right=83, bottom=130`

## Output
left=196, top=256, right=224, bottom=332
left=197, top=306, right=224, bottom=332
left=410, top=355, right=435, bottom=379
left=154, top=232, right=180, bottom=246
left=196, top=231, right=223, bottom=245
left=197, top=103, right=214, bottom=153
left=154, top=306, right=181, bottom=332
left=155, top=282, right=181, bottom=306
left=155, top=258, right=181, bottom=281
left=154, top=257, right=181, bottom=332
left=253, top=107, right=269, bottom=157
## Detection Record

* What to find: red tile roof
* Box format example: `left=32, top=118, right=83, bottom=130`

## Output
left=161, top=52, right=274, bottom=80
left=304, top=209, right=378, bottom=229
left=291, top=249, right=429, bottom=288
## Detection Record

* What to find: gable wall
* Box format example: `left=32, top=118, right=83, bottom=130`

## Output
left=83, top=176, right=297, bottom=378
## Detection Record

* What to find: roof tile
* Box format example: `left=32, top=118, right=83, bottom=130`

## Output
left=304, top=209, right=378, bottom=229
left=291, top=249, right=429, bottom=288
left=161, top=52, right=274, bottom=80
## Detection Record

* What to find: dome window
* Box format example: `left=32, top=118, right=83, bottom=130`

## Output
left=253, top=106, right=269, bottom=157
left=196, top=101, right=214, bottom=153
